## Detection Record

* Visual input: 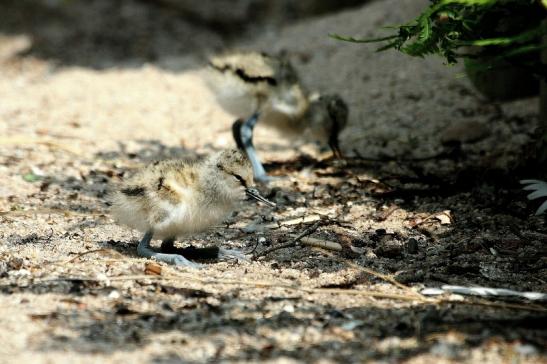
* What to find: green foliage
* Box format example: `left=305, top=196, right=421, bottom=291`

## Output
left=331, top=0, right=547, bottom=77
left=22, top=172, right=41, bottom=183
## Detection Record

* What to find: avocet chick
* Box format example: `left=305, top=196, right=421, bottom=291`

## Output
left=111, top=149, right=275, bottom=268
left=205, top=51, right=349, bottom=182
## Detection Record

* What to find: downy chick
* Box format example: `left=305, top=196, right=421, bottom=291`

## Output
left=111, top=149, right=275, bottom=268
left=205, top=51, right=349, bottom=182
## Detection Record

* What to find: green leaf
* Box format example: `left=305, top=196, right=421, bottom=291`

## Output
left=329, top=0, right=544, bottom=69
left=459, top=22, right=547, bottom=47
left=418, top=16, right=433, bottom=42
left=22, top=173, right=41, bottom=183
left=438, top=0, right=496, bottom=5
left=329, top=33, right=399, bottom=44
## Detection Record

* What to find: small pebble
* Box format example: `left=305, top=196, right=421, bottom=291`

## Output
left=282, top=304, right=295, bottom=313
left=108, top=290, right=121, bottom=299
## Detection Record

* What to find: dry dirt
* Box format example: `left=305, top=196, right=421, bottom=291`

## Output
left=0, top=0, right=546, bottom=363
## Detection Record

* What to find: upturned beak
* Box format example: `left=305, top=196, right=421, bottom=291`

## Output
left=246, top=187, right=276, bottom=207
left=327, top=120, right=344, bottom=159
left=329, top=137, right=344, bottom=159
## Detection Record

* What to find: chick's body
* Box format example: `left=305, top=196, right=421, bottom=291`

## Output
left=111, top=150, right=253, bottom=241
left=205, top=51, right=348, bottom=182
left=207, top=51, right=309, bottom=135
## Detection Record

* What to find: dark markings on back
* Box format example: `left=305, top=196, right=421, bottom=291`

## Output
left=157, top=177, right=164, bottom=190
left=121, top=186, right=146, bottom=196
left=210, top=63, right=277, bottom=86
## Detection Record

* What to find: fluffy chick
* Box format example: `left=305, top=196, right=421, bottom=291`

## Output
left=205, top=51, right=348, bottom=182
left=111, top=149, right=274, bottom=267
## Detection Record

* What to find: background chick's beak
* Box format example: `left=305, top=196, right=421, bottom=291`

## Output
left=246, top=187, right=276, bottom=207
left=329, top=137, right=344, bottom=159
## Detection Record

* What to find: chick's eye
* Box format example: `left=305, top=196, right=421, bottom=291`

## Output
left=230, top=173, right=247, bottom=188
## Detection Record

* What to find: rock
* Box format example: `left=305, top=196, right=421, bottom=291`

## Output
left=374, top=238, right=403, bottom=258
left=375, top=228, right=387, bottom=236
left=440, top=120, right=490, bottom=144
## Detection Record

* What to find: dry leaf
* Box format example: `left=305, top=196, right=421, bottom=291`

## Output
left=434, top=210, right=452, bottom=225
left=407, top=210, right=452, bottom=227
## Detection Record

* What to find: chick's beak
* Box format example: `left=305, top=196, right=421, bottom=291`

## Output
left=329, top=136, right=344, bottom=159
left=245, top=187, right=276, bottom=207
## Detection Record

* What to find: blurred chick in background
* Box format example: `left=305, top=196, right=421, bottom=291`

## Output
left=205, top=51, right=348, bottom=182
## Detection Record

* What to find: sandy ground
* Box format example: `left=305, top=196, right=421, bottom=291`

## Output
left=0, top=0, right=546, bottom=363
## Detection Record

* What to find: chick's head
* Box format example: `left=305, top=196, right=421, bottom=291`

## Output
left=212, top=149, right=254, bottom=201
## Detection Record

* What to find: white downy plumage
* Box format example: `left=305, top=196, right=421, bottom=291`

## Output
left=111, top=149, right=275, bottom=267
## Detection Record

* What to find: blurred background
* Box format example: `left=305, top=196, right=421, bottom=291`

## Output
left=0, top=0, right=369, bottom=69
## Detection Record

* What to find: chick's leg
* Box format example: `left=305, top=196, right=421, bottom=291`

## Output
left=137, top=231, right=201, bottom=268
left=232, top=113, right=269, bottom=182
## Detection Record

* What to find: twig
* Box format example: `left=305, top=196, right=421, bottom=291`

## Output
left=256, top=214, right=323, bottom=230
left=44, top=249, right=125, bottom=266
left=299, top=236, right=342, bottom=251
left=246, top=237, right=261, bottom=255
left=376, top=205, right=401, bottom=221
left=217, top=215, right=323, bottom=231
left=422, top=285, right=547, bottom=301
left=355, top=264, right=423, bottom=298
left=325, top=253, right=425, bottom=300
left=65, top=249, right=124, bottom=264
left=253, top=221, right=322, bottom=259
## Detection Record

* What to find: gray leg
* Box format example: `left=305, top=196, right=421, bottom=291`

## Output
left=234, top=113, right=269, bottom=182
left=136, top=231, right=201, bottom=268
